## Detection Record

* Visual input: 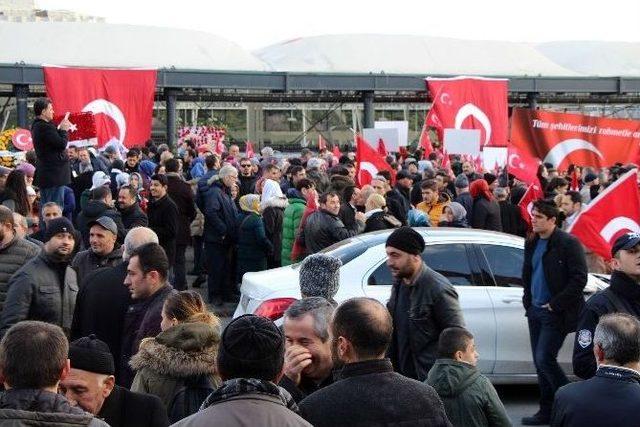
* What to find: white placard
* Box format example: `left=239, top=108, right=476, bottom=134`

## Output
left=482, top=147, right=508, bottom=170
left=443, top=128, right=481, bottom=156
left=375, top=121, right=408, bottom=149
left=362, top=128, right=399, bottom=152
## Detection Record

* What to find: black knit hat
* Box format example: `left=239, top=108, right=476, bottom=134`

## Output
left=218, top=314, right=284, bottom=381
left=44, top=217, right=75, bottom=243
left=69, top=335, right=115, bottom=375
left=386, top=226, right=425, bottom=255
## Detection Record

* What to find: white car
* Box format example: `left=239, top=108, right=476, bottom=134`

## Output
left=233, top=228, right=607, bottom=384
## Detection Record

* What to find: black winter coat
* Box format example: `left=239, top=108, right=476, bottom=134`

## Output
left=364, top=210, right=400, bottom=233
left=120, top=284, right=176, bottom=388
left=454, top=191, right=473, bottom=224
left=498, top=200, right=527, bottom=237
left=387, top=263, right=465, bottom=381
left=551, top=366, right=640, bottom=427
left=0, top=252, right=78, bottom=337
left=99, top=385, right=169, bottom=427
left=262, top=205, right=285, bottom=268
left=76, top=200, right=126, bottom=247
left=522, top=227, right=588, bottom=333
left=300, top=359, right=451, bottom=427
left=31, top=118, right=71, bottom=189
left=238, top=174, right=257, bottom=196
left=71, top=246, right=123, bottom=284
left=303, top=209, right=362, bottom=253
left=202, top=179, right=238, bottom=244
left=471, top=197, right=503, bottom=232
left=166, top=174, right=197, bottom=246
left=0, top=237, right=40, bottom=314
left=147, top=195, right=179, bottom=265
left=119, top=202, right=148, bottom=230
left=573, top=271, right=640, bottom=379
left=70, top=262, right=131, bottom=380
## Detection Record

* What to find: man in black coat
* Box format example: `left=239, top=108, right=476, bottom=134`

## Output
left=165, top=159, right=196, bottom=290
left=76, top=186, right=126, bottom=247
left=117, top=185, right=148, bottom=231
left=385, top=227, right=465, bottom=381
left=551, top=313, right=640, bottom=427
left=62, top=335, right=169, bottom=427
left=300, top=298, right=451, bottom=427
left=303, top=191, right=364, bottom=254
left=147, top=174, right=179, bottom=269
left=119, top=242, right=175, bottom=387
left=70, top=227, right=159, bottom=381
left=573, top=232, right=640, bottom=380
left=521, top=199, right=588, bottom=426
left=385, top=171, right=412, bottom=226
left=31, top=98, right=72, bottom=212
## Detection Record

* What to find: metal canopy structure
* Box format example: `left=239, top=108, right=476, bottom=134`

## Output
left=3, top=64, right=640, bottom=146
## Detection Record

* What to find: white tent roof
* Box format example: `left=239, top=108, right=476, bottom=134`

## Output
left=0, top=21, right=268, bottom=71
left=536, top=41, right=640, bottom=77
left=255, top=34, right=579, bottom=76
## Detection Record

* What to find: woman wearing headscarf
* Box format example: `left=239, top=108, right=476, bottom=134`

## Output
left=363, top=193, right=401, bottom=232
left=438, top=202, right=469, bottom=228
left=236, top=194, right=273, bottom=282
left=138, top=160, right=157, bottom=190
left=470, top=179, right=502, bottom=232
left=260, top=179, right=288, bottom=268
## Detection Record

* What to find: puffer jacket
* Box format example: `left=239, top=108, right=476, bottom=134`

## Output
left=281, top=197, right=306, bottom=266
left=0, top=388, right=109, bottom=426
left=0, top=251, right=78, bottom=337
left=416, top=192, right=451, bottom=227
left=71, top=246, right=124, bottom=284
left=303, top=209, right=363, bottom=253
left=130, top=321, right=221, bottom=408
left=0, top=237, right=40, bottom=313
left=426, top=359, right=511, bottom=427
left=236, top=212, right=273, bottom=281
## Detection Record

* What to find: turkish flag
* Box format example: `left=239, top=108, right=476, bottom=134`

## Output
left=44, top=67, right=157, bottom=148
left=507, top=145, right=540, bottom=186
left=332, top=144, right=342, bottom=158
left=356, top=135, right=392, bottom=187
left=510, top=108, right=640, bottom=170
left=518, top=182, right=545, bottom=226
left=318, top=134, right=327, bottom=151
left=425, top=77, right=508, bottom=147
left=567, top=170, right=640, bottom=260
left=418, top=121, right=433, bottom=157
left=377, top=138, right=388, bottom=157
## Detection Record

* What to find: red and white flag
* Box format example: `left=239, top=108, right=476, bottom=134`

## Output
left=518, top=182, right=545, bottom=226
left=53, top=112, right=97, bottom=147
left=245, top=141, right=255, bottom=158
left=418, top=121, right=433, bottom=158
left=356, top=134, right=392, bottom=187
left=332, top=144, right=342, bottom=158
left=377, top=138, right=388, bottom=157
left=318, top=134, right=327, bottom=151
left=425, top=76, right=509, bottom=147
left=44, top=67, right=157, bottom=149
left=507, top=145, right=541, bottom=186
left=567, top=170, right=640, bottom=260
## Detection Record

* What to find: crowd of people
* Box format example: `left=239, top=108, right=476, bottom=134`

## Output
left=0, top=97, right=637, bottom=426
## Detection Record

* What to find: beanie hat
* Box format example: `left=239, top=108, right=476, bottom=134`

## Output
left=455, top=173, right=469, bottom=189
left=584, top=172, right=598, bottom=184
left=69, top=335, right=115, bottom=375
left=218, top=315, right=284, bottom=380
left=44, top=217, right=75, bottom=242
left=299, top=254, right=342, bottom=300
left=386, top=226, right=425, bottom=255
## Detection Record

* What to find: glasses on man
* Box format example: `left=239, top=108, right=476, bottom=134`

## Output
left=240, top=164, right=252, bottom=168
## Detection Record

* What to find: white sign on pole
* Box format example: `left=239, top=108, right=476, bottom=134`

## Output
left=482, top=147, right=508, bottom=170
left=363, top=128, right=399, bottom=152
left=443, top=128, right=481, bottom=157
left=374, top=121, right=408, bottom=150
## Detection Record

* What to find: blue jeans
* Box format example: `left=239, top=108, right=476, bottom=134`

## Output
left=39, top=186, right=65, bottom=228
left=527, top=305, right=569, bottom=415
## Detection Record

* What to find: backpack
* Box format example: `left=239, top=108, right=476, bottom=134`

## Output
left=167, top=374, right=215, bottom=423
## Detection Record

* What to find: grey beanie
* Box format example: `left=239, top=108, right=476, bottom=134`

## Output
left=454, top=173, right=469, bottom=189
left=299, top=254, right=342, bottom=300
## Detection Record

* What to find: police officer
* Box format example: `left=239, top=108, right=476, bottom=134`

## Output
left=573, top=232, right=640, bottom=380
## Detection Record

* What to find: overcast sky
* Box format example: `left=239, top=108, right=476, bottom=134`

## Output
left=36, top=0, right=640, bottom=50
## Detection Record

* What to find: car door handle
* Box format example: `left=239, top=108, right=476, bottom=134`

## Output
left=501, top=297, right=522, bottom=304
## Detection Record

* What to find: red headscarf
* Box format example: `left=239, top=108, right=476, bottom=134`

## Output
left=470, top=179, right=494, bottom=201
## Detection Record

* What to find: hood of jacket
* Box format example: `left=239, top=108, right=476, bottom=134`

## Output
left=82, top=200, right=111, bottom=218
left=0, top=388, right=90, bottom=418
left=427, top=359, right=481, bottom=397
left=129, top=322, right=220, bottom=378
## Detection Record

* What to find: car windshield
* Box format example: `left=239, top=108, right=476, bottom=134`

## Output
left=291, top=237, right=366, bottom=269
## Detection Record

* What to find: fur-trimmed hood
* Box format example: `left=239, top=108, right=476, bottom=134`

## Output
left=130, top=322, right=220, bottom=378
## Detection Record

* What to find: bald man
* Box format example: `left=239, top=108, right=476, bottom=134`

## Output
left=299, top=297, right=450, bottom=427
